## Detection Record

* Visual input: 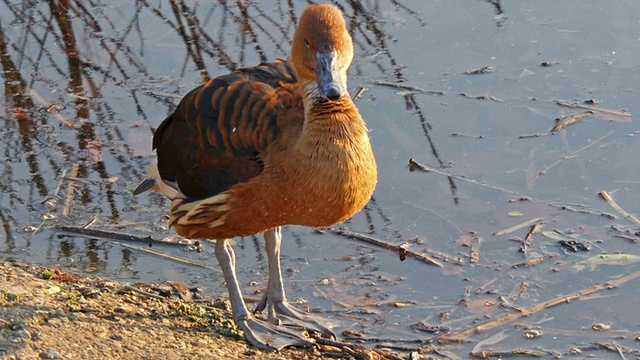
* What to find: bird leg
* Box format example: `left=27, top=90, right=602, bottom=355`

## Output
left=214, top=238, right=315, bottom=350
left=254, top=227, right=335, bottom=339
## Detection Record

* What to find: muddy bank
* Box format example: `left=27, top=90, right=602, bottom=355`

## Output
left=0, top=259, right=327, bottom=360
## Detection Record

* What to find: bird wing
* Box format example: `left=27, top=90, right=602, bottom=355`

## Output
left=152, top=60, right=300, bottom=202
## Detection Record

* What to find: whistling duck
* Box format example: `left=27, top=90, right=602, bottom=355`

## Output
left=134, top=4, right=377, bottom=350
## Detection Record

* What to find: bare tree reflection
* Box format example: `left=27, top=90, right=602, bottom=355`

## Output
left=480, top=0, right=507, bottom=28
left=0, top=1, right=450, bottom=271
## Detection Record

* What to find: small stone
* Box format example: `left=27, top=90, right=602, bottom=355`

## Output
left=190, top=339, right=208, bottom=347
left=45, top=285, right=61, bottom=294
left=592, top=323, right=611, bottom=331
left=524, top=329, right=541, bottom=339
left=14, top=329, right=31, bottom=339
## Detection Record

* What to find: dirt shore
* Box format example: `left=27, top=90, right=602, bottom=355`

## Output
left=0, top=259, right=335, bottom=360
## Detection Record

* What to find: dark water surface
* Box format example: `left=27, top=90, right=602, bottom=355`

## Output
left=1, top=1, right=639, bottom=357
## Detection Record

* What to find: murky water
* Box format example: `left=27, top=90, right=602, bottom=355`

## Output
left=1, top=1, right=639, bottom=357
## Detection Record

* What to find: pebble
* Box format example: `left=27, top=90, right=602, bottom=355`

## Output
left=47, top=318, right=62, bottom=327
left=190, top=339, right=209, bottom=347
left=46, top=286, right=61, bottom=295
left=38, top=350, right=61, bottom=359
left=14, top=329, right=31, bottom=339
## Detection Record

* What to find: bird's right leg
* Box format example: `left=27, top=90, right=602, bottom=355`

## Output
left=214, top=238, right=315, bottom=350
left=254, top=227, right=335, bottom=338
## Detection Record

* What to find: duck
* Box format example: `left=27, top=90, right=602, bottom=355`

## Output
left=134, top=3, right=377, bottom=350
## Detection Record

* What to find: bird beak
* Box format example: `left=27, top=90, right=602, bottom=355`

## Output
left=315, top=51, right=346, bottom=101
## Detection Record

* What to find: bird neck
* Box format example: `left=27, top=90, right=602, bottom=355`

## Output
left=299, top=80, right=366, bottom=139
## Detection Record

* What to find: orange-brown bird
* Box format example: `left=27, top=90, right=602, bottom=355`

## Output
left=134, top=4, right=377, bottom=350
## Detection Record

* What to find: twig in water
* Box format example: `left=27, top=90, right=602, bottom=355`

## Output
left=554, top=99, right=632, bottom=118
left=410, top=158, right=538, bottom=201
left=53, top=169, right=68, bottom=198
left=551, top=111, right=593, bottom=132
left=352, top=86, right=367, bottom=101
left=464, top=66, right=493, bottom=75
left=492, top=217, right=544, bottom=237
left=55, top=226, right=214, bottom=270
left=511, top=254, right=554, bottom=269
left=474, top=278, right=497, bottom=294
left=62, top=164, right=80, bottom=217
left=83, top=216, right=98, bottom=229
left=32, top=169, right=68, bottom=236
left=419, top=240, right=462, bottom=264
left=549, top=203, right=616, bottom=220
left=450, top=132, right=487, bottom=139
left=458, top=93, right=503, bottom=102
left=144, top=90, right=184, bottom=99
left=517, top=223, right=543, bottom=256
left=518, top=132, right=554, bottom=139
left=469, top=235, right=480, bottom=264
left=598, top=341, right=638, bottom=358
left=409, top=158, right=617, bottom=221
left=523, top=223, right=543, bottom=244
left=528, top=130, right=614, bottom=187
left=469, top=349, right=551, bottom=358
left=599, top=190, right=640, bottom=226
left=329, top=228, right=443, bottom=267
left=614, top=234, right=639, bottom=244
left=440, top=269, right=640, bottom=342
left=27, top=87, right=76, bottom=128
left=54, top=225, right=198, bottom=247
left=369, top=79, right=423, bottom=91
left=368, top=79, right=444, bottom=95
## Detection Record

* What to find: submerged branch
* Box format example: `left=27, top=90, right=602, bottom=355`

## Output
left=528, top=130, right=613, bottom=187
left=409, top=158, right=616, bottom=220
left=440, top=269, right=640, bottom=342
left=54, top=225, right=199, bottom=247
left=599, top=190, right=640, bottom=226
left=329, top=228, right=444, bottom=267
left=492, top=217, right=544, bottom=237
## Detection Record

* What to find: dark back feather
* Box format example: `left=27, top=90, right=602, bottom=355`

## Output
left=153, top=60, right=299, bottom=201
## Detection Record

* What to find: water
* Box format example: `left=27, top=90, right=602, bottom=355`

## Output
left=1, top=1, right=639, bottom=357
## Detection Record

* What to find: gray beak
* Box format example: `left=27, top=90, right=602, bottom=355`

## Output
left=315, top=51, right=345, bottom=101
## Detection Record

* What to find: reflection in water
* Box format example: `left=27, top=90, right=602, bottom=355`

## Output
left=0, top=1, right=638, bottom=355
left=0, top=1, right=443, bottom=263
left=58, top=239, right=75, bottom=261
left=0, top=4, right=467, bottom=340
left=480, top=0, right=507, bottom=28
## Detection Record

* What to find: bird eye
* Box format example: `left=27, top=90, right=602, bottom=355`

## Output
left=304, top=39, right=310, bottom=48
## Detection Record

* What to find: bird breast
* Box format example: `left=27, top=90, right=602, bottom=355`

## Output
left=266, top=109, right=377, bottom=227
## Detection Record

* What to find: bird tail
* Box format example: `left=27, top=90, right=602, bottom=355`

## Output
left=132, top=177, right=158, bottom=195
left=133, top=160, right=183, bottom=200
